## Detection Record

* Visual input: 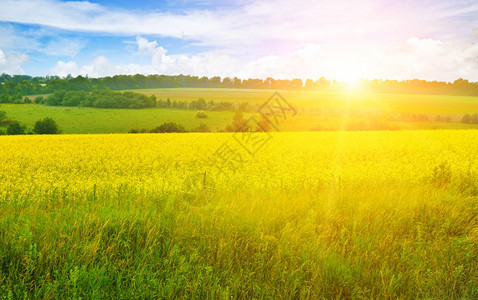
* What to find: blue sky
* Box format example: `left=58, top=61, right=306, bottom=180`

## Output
left=0, top=0, right=477, bottom=81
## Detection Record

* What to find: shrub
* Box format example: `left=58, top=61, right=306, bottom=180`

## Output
left=128, top=129, right=148, bottom=134
left=6, top=122, right=25, bottom=135
left=34, top=117, right=60, bottom=134
left=194, top=123, right=211, bottom=132
left=190, top=98, right=207, bottom=110
left=150, top=122, right=187, bottom=133
left=34, top=96, right=44, bottom=104
left=196, top=111, right=208, bottom=118
left=226, top=112, right=248, bottom=132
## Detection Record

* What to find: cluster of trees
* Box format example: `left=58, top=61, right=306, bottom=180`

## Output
left=22, top=90, right=242, bottom=111
left=40, top=91, right=239, bottom=111
left=0, top=115, right=60, bottom=135
left=2, top=73, right=478, bottom=98
left=130, top=122, right=211, bottom=134
left=44, top=90, right=156, bottom=109
left=157, top=97, right=236, bottom=111
left=356, top=78, right=478, bottom=96
left=462, top=114, right=478, bottom=124
left=130, top=112, right=270, bottom=134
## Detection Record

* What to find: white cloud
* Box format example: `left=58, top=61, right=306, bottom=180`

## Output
left=50, top=36, right=478, bottom=82
left=381, top=38, right=478, bottom=81
left=5, top=0, right=476, bottom=80
left=51, top=60, right=79, bottom=77
left=0, top=23, right=86, bottom=58
left=0, top=24, right=39, bottom=51
left=40, top=38, right=87, bottom=57
left=1, top=0, right=476, bottom=52
left=0, top=49, right=29, bottom=74
left=51, top=37, right=241, bottom=78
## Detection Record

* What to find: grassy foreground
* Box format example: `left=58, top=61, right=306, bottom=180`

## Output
left=0, top=131, right=477, bottom=298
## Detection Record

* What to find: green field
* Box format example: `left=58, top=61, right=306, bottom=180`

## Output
left=1, top=88, right=477, bottom=134
left=0, top=104, right=239, bottom=134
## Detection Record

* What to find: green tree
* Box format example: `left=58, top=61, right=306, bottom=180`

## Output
left=34, top=96, right=44, bottom=104
left=34, top=117, right=60, bottom=134
left=150, top=122, right=187, bottom=133
left=7, top=122, right=25, bottom=135
left=226, top=111, right=248, bottom=132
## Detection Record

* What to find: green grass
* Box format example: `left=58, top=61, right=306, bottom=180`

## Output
left=0, top=104, right=237, bottom=134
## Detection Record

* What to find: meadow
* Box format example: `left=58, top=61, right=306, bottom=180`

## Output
left=0, top=88, right=475, bottom=133
left=0, top=130, right=477, bottom=298
left=0, top=104, right=237, bottom=134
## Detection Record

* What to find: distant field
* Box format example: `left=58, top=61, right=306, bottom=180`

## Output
left=130, top=88, right=478, bottom=114
left=2, top=88, right=476, bottom=134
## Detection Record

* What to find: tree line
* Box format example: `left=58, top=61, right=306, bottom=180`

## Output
left=1, top=73, right=478, bottom=99
left=30, top=90, right=243, bottom=111
left=43, top=90, right=156, bottom=109
left=462, top=114, right=478, bottom=124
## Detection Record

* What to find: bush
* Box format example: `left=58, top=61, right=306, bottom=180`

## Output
left=34, top=96, right=44, bottom=104
left=34, top=117, right=60, bottom=134
left=0, top=128, right=5, bottom=135
left=128, top=128, right=148, bottom=134
left=196, top=111, right=208, bottom=118
left=194, top=123, right=211, bottom=132
left=189, top=98, right=207, bottom=110
left=150, top=122, right=187, bottom=133
left=6, top=122, right=25, bottom=135
left=461, top=113, right=478, bottom=124
left=226, top=112, right=248, bottom=132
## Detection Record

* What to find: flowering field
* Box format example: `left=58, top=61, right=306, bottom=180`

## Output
left=1, top=131, right=477, bottom=298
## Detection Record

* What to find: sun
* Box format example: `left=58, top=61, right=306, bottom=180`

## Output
left=340, top=68, right=363, bottom=91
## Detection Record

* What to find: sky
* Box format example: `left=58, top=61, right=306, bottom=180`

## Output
left=0, top=0, right=477, bottom=81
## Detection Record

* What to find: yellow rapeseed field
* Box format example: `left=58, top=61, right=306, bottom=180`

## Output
left=0, top=130, right=477, bottom=298
left=1, top=131, right=477, bottom=197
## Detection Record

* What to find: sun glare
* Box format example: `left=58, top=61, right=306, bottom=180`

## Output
left=345, top=78, right=361, bottom=90
left=341, top=69, right=363, bottom=91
